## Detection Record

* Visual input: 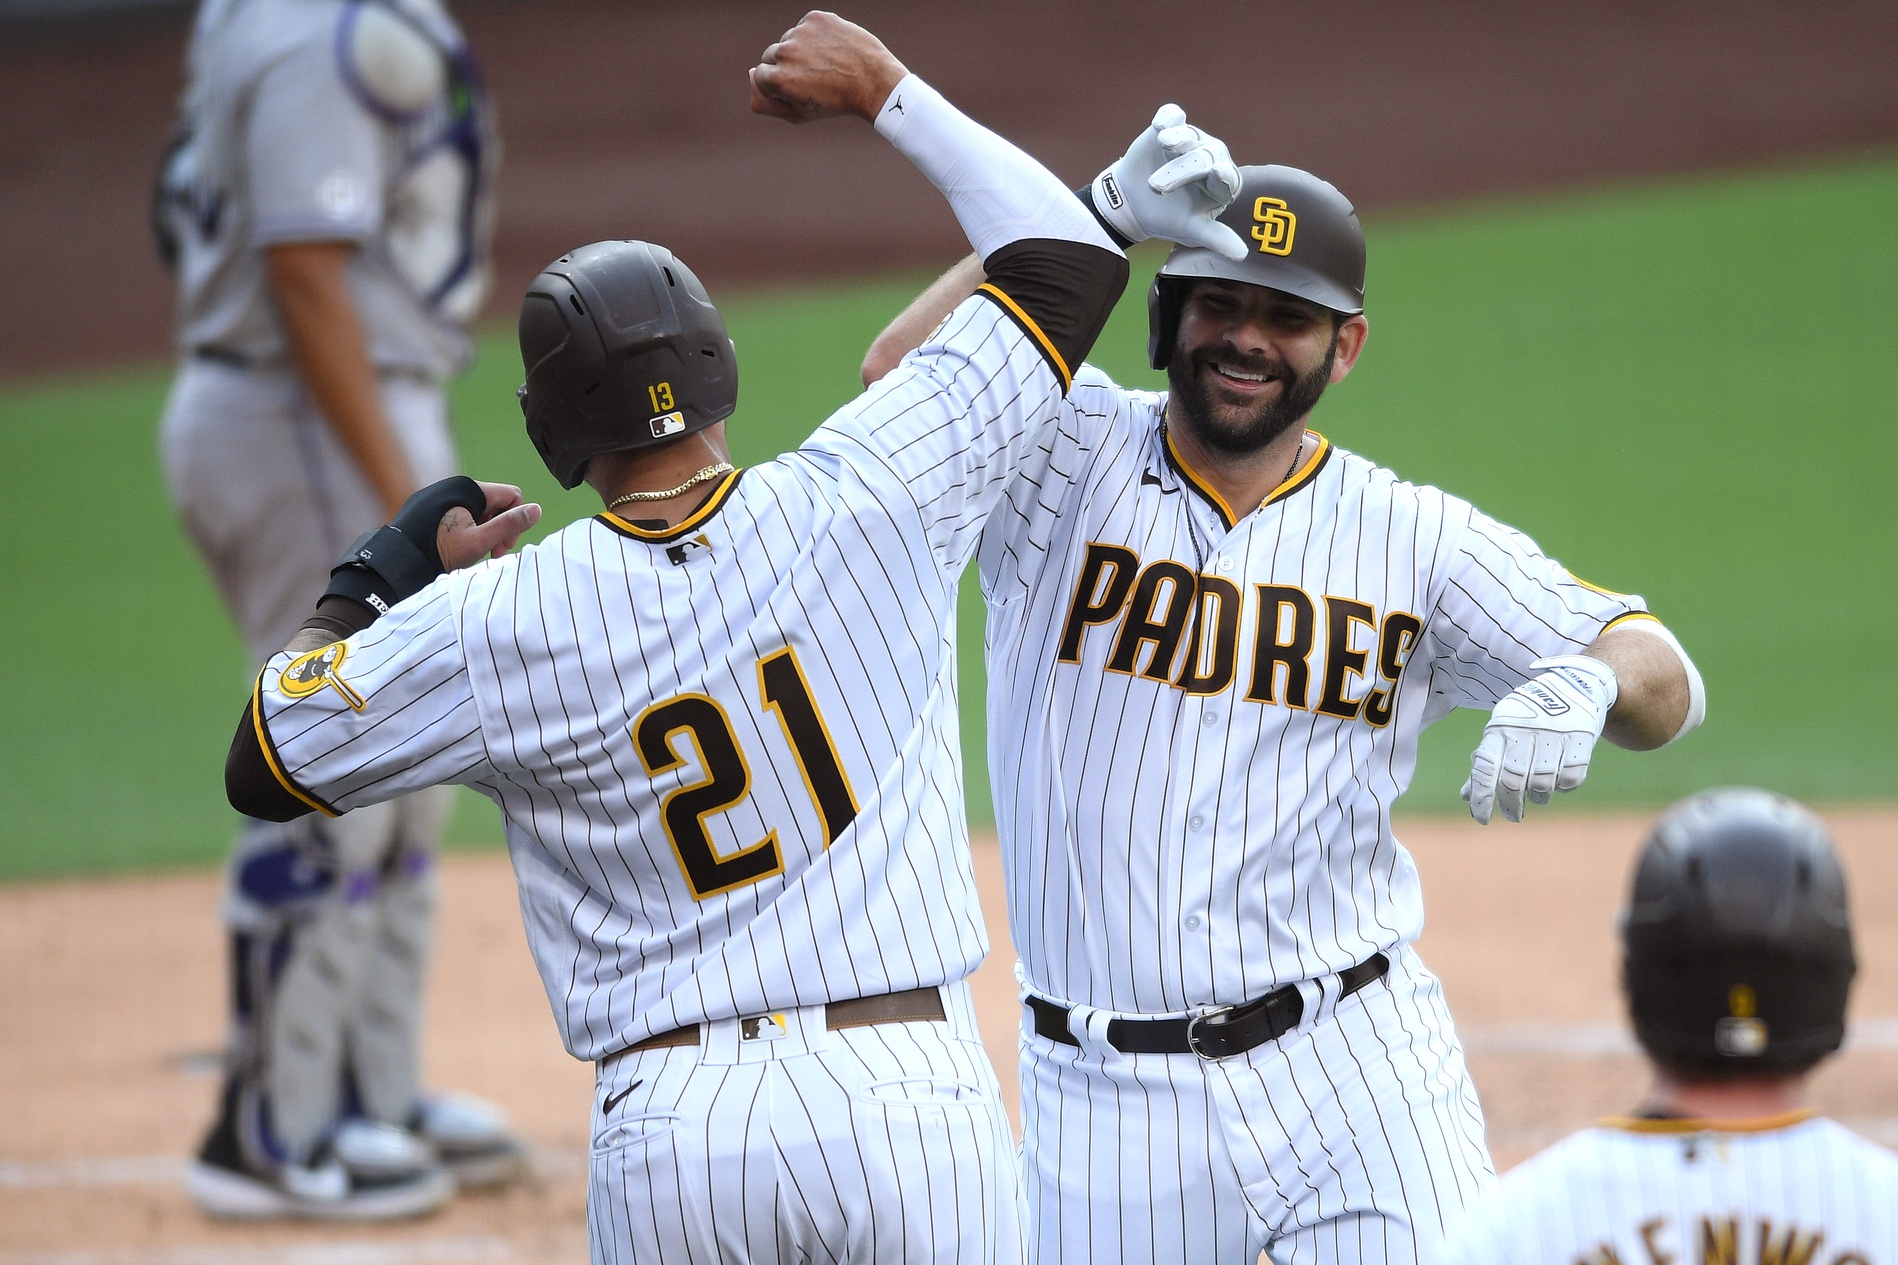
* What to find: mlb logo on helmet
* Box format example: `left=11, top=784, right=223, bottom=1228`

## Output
left=649, top=410, right=686, bottom=439
left=1714, top=982, right=1769, bottom=1056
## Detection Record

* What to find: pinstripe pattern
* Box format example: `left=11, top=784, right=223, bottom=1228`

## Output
left=977, top=366, right=1646, bottom=1262
left=255, top=292, right=1068, bottom=1260
left=591, top=982, right=1019, bottom=1265
left=1021, top=947, right=1490, bottom=1265
left=1447, top=1114, right=1898, bottom=1263
left=980, top=368, right=1646, bottom=1012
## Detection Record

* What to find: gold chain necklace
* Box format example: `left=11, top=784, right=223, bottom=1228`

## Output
left=607, top=461, right=734, bottom=509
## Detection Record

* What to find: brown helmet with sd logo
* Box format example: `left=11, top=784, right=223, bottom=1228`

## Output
left=1146, top=165, right=1366, bottom=370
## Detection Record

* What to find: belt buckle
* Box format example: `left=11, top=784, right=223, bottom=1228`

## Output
left=1185, top=1005, right=1237, bottom=1060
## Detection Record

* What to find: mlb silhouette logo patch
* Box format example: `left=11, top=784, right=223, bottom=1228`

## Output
left=666, top=534, right=712, bottom=566
left=649, top=411, right=686, bottom=439
left=741, top=1013, right=789, bottom=1041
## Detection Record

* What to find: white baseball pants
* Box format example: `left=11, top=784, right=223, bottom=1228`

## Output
left=590, top=981, right=1023, bottom=1265
left=1019, top=945, right=1494, bottom=1265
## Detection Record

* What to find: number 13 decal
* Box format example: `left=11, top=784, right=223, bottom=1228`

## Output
left=634, top=647, right=859, bottom=900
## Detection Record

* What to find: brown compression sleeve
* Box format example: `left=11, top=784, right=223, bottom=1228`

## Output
left=977, top=238, right=1128, bottom=391
left=225, top=696, right=318, bottom=822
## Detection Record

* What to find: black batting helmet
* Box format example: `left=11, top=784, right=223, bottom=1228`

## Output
left=1620, top=788, right=1855, bottom=1078
left=1147, top=165, right=1366, bottom=370
left=517, top=241, right=738, bottom=489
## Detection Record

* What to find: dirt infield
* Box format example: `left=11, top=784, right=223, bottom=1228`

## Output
left=3, top=0, right=1897, bottom=379
left=2, top=810, right=1893, bottom=1260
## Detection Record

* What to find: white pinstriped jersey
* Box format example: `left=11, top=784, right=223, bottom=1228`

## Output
left=253, top=293, right=1071, bottom=1061
left=978, top=367, right=1650, bottom=1012
left=1447, top=1114, right=1898, bottom=1264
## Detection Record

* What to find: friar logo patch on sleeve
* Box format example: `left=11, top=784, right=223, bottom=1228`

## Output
left=278, top=642, right=369, bottom=711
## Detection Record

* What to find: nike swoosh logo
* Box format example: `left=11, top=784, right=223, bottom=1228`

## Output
left=602, top=1081, right=643, bottom=1115
left=1140, top=471, right=1178, bottom=494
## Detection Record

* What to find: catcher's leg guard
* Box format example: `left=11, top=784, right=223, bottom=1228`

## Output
left=345, top=785, right=451, bottom=1126
left=219, top=803, right=400, bottom=1162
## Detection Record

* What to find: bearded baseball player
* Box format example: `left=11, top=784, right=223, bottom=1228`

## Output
left=864, top=141, right=1708, bottom=1262
left=216, top=13, right=1249, bottom=1259
left=1448, top=788, right=1897, bottom=1263
left=153, top=0, right=520, bottom=1220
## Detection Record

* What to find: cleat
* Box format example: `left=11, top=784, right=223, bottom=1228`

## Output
left=413, top=1092, right=530, bottom=1189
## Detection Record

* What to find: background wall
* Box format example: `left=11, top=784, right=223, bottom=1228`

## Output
left=3, top=1, right=1896, bottom=875
left=2, top=0, right=1896, bottom=377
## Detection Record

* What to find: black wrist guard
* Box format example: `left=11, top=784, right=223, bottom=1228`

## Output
left=323, top=475, right=486, bottom=618
left=1075, top=183, right=1136, bottom=251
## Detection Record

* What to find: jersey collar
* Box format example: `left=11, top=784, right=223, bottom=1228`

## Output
left=1160, top=427, right=1332, bottom=531
left=1600, top=1107, right=1817, bottom=1135
left=596, top=468, right=744, bottom=543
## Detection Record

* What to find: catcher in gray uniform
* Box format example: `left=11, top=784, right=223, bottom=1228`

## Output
left=153, top=0, right=520, bottom=1221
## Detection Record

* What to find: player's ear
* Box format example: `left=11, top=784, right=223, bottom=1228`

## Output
left=1329, top=314, right=1369, bottom=383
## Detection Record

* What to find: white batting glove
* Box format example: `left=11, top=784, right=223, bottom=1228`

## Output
left=1089, top=104, right=1247, bottom=260
left=1461, top=656, right=1620, bottom=825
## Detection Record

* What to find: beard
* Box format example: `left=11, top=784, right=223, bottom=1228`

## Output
left=1166, top=332, right=1338, bottom=457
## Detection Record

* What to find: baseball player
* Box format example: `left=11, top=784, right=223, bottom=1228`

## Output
left=153, top=0, right=519, bottom=1220
left=863, top=143, right=1709, bottom=1262
left=1447, top=787, right=1897, bottom=1263
left=215, top=13, right=1240, bottom=1257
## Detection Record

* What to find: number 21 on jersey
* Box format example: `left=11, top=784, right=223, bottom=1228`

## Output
left=633, top=647, right=858, bottom=900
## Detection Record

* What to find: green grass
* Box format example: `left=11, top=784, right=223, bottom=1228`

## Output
left=3, top=156, right=1893, bottom=879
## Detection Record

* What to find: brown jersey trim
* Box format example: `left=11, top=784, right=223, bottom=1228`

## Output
left=1265, top=432, right=1333, bottom=507
left=1162, top=429, right=1333, bottom=531
left=595, top=468, right=745, bottom=543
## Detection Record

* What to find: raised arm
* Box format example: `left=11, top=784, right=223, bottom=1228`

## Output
left=754, top=12, right=1127, bottom=383
left=861, top=102, right=1245, bottom=386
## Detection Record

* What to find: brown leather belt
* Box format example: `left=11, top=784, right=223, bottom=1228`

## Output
left=615, top=986, right=947, bottom=1056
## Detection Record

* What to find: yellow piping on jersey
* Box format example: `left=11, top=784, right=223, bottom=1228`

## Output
left=1570, top=572, right=1633, bottom=600
left=1600, top=1108, right=1816, bottom=1135
left=251, top=671, right=340, bottom=818
left=1603, top=611, right=1660, bottom=634
left=1266, top=432, right=1331, bottom=507
left=976, top=283, right=1071, bottom=390
left=1163, top=429, right=1332, bottom=530
left=598, top=468, right=743, bottom=542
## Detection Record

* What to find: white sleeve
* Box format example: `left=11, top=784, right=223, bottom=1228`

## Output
left=802, top=293, right=1068, bottom=571
left=873, top=74, right=1114, bottom=258
left=1421, top=497, right=1650, bottom=711
left=256, top=579, right=488, bottom=814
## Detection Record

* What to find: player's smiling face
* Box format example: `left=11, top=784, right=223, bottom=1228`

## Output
left=1166, top=280, right=1364, bottom=457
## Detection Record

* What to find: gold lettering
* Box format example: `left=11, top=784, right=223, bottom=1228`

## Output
left=1757, top=1221, right=1824, bottom=1265
left=1640, top=1216, right=1675, bottom=1265
left=1699, top=1217, right=1739, bottom=1265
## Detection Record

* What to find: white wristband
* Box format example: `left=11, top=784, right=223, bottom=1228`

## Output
left=872, top=74, right=1114, bottom=260
left=1613, top=618, right=1706, bottom=743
